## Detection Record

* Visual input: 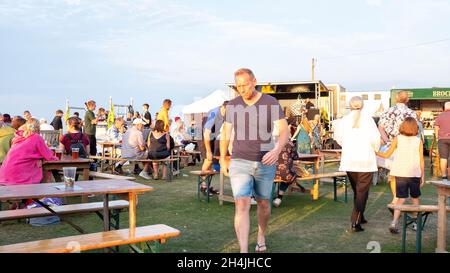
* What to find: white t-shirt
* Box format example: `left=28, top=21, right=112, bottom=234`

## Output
left=335, top=111, right=380, bottom=172
left=40, top=124, right=55, bottom=131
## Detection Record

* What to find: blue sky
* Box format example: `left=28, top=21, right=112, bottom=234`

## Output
left=1, top=0, right=450, bottom=120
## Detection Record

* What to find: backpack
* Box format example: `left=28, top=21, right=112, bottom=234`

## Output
left=27, top=198, right=63, bottom=227
left=66, top=132, right=88, bottom=158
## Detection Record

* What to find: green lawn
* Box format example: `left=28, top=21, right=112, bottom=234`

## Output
left=0, top=159, right=448, bottom=253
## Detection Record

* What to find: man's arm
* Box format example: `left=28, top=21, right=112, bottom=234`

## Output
left=262, top=118, right=289, bottom=166
left=203, top=128, right=213, bottom=161
left=378, top=124, right=390, bottom=144
left=220, top=122, right=232, bottom=176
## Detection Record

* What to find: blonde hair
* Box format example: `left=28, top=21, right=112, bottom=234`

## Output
left=349, top=96, right=364, bottom=128
left=23, top=118, right=40, bottom=138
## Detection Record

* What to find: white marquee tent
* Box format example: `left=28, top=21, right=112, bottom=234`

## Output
left=182, top=89, right=234, bottom=115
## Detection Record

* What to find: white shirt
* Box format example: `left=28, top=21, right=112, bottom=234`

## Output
left=335, top=111, right=380, bottom=172
left=40, top=124, right=55, bottom=131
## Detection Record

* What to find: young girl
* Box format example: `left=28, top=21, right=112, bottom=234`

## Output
left=377, top=117, right=425, bottom=234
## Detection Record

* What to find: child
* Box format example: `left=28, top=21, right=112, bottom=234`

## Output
left=376, top=117, right=425, bottom=234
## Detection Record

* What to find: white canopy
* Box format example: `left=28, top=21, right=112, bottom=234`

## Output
left=182, top=89, right=234, bottom=114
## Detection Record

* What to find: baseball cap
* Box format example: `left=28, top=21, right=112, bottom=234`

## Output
left=174, top=116, right=181, bottom=123
left=132, top=118, right=146, bottom=125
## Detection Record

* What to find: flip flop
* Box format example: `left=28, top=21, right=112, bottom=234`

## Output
left=255, top=244, right=267, bottom=253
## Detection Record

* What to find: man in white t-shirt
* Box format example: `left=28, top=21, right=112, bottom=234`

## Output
left=115, top=118, right=151, bottom=179
left=39, top=118, right=55, bottom=131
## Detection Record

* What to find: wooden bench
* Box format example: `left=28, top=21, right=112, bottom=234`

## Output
left=89, top=171, right=136, bottom=181
left=190, top=170, right=219, bottom=203
left=273, top=172, right=348, bottom=203
left=387, top=204, right=450, bottom=253
left=0, top=224, right=180, bottom=253
left=0, top=200, right=129, bottom=231
left=90, top=156, right=178, bottom=181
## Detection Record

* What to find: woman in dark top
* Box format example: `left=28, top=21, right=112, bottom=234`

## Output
left=148, top=120, right=171, bottom=180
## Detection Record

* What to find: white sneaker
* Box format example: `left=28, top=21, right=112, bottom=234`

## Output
left=139, top=171, right=152, bottom=180
left=250, top=198, right=257, bottom=205
left=273, top=198, right=282, bottom=207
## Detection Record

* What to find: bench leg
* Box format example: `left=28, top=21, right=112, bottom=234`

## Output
left=333, top=177, right=337, bottom=202
left=206, top=175, right=212, bottom=203
left=416, top=212, right=423, bottom=253
left=402, top=212, right=408, bottom=253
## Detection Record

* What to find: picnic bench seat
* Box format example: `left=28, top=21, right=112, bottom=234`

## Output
left=0, top=200, right=129, bottom=230
left=0, top=224, right=180, bottom=253
left=89, top=171, right=136, bottom=181
left=90, top=156, right=178, bottom=181
left=273, top=172, right=348, bottom=203
left=387, top=204, right=450, bottom=253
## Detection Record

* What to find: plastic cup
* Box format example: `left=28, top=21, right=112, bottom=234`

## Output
left=72, top=148, right=79, bottom=160
left=63, top=167, right=77, bottom=189
left=55, top=148, right=63, bottom=160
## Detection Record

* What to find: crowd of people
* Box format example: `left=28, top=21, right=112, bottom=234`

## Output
left=0, top=68, right=449, bottom=254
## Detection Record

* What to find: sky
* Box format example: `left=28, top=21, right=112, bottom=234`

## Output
left=1, top=0, right=450, bottom=121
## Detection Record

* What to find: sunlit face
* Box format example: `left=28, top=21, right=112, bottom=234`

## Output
left=235, top=73, right=256, bottom=100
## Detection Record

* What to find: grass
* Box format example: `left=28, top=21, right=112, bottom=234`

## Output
left=0, top=158, right=448, bottom=253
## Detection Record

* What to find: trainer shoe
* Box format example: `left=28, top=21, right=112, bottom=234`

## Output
left=273, top=198, right=282, bottom=208
left=139, top=171, right=152, bottom=180
left=251, top=197, right=257, bottom=205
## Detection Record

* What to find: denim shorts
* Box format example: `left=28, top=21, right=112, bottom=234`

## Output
left=229, top=159, right=276, bottom=200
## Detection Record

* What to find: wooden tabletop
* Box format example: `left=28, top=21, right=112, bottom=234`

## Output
left=43, top=158, right=92, bottom=164
left=320, top=149, right=342, bottom=153
left=428, top=180, right=450, bottom=189
left=296, top=153, right=321, bottom=160
left=0, top=180, right=153, bottom=201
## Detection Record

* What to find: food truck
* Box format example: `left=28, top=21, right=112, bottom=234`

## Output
left=227, top=80, right=336, bottom=123
left=390, top=87, right=450, bottom=153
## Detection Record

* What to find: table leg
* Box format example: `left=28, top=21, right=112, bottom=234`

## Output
left=42, top=168, right=49, bottom=183
left=129, top=192, right=137, bottom=230
left=83, top=168, right=89, bottom=181
left=436, top=191, right=447, bottom=253
left=219, top=172, right=224, bottom=206
left=312, top=158, right=319, bottom=200
left=103, top=194, right=110, bottom=232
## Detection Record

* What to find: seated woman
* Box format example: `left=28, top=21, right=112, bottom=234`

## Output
left=148, top=120, right=171, bottom=180
left=59, top=117, right=90, bottom=158
left=0, top=118, right=58, bottom=185
left=273, top=140, right=306, bottom=207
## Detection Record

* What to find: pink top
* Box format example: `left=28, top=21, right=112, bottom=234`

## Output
left=435, top=110, right=450, bottom=140
left=0, top=131, right=58, bottom=185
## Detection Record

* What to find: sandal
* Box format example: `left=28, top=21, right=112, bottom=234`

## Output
left=255, top=243, right=267, bottom=253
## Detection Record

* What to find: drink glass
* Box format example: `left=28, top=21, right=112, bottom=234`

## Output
left=72, top=148, right=79, bottom=160
left=55, top=148, right=63, bottom=160
left=63, top=167, right=77, bottom=189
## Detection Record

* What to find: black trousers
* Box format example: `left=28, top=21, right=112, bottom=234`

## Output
left=87, top=134, right=97, bottom=156
left=346, top=171, right=374, bottom=224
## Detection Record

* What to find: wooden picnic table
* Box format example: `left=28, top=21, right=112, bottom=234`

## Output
left=97, top=141, right=121, bottom=172
left=428, top=180, right=450, bottom=253
left=0, top=180, right=153, bottom=232
left=320, top=149, right=342, bottom=157
left=42, top=157, right=92, bottom=183
left=218, top=154, right=324, bottom=204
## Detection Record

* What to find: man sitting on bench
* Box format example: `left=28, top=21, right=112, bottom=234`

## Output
left=115, top=118, right=151, bottom=179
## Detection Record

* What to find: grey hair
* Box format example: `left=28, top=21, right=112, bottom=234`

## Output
left=349, top=96, right=364, bottom=128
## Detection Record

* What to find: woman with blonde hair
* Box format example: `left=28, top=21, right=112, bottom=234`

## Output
left=0, top=118, right=58, bottom=185
left=334, top=96, right=381, bottom=232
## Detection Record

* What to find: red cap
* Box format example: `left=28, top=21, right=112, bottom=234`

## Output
left=174, top=116, right=181, bottom=123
